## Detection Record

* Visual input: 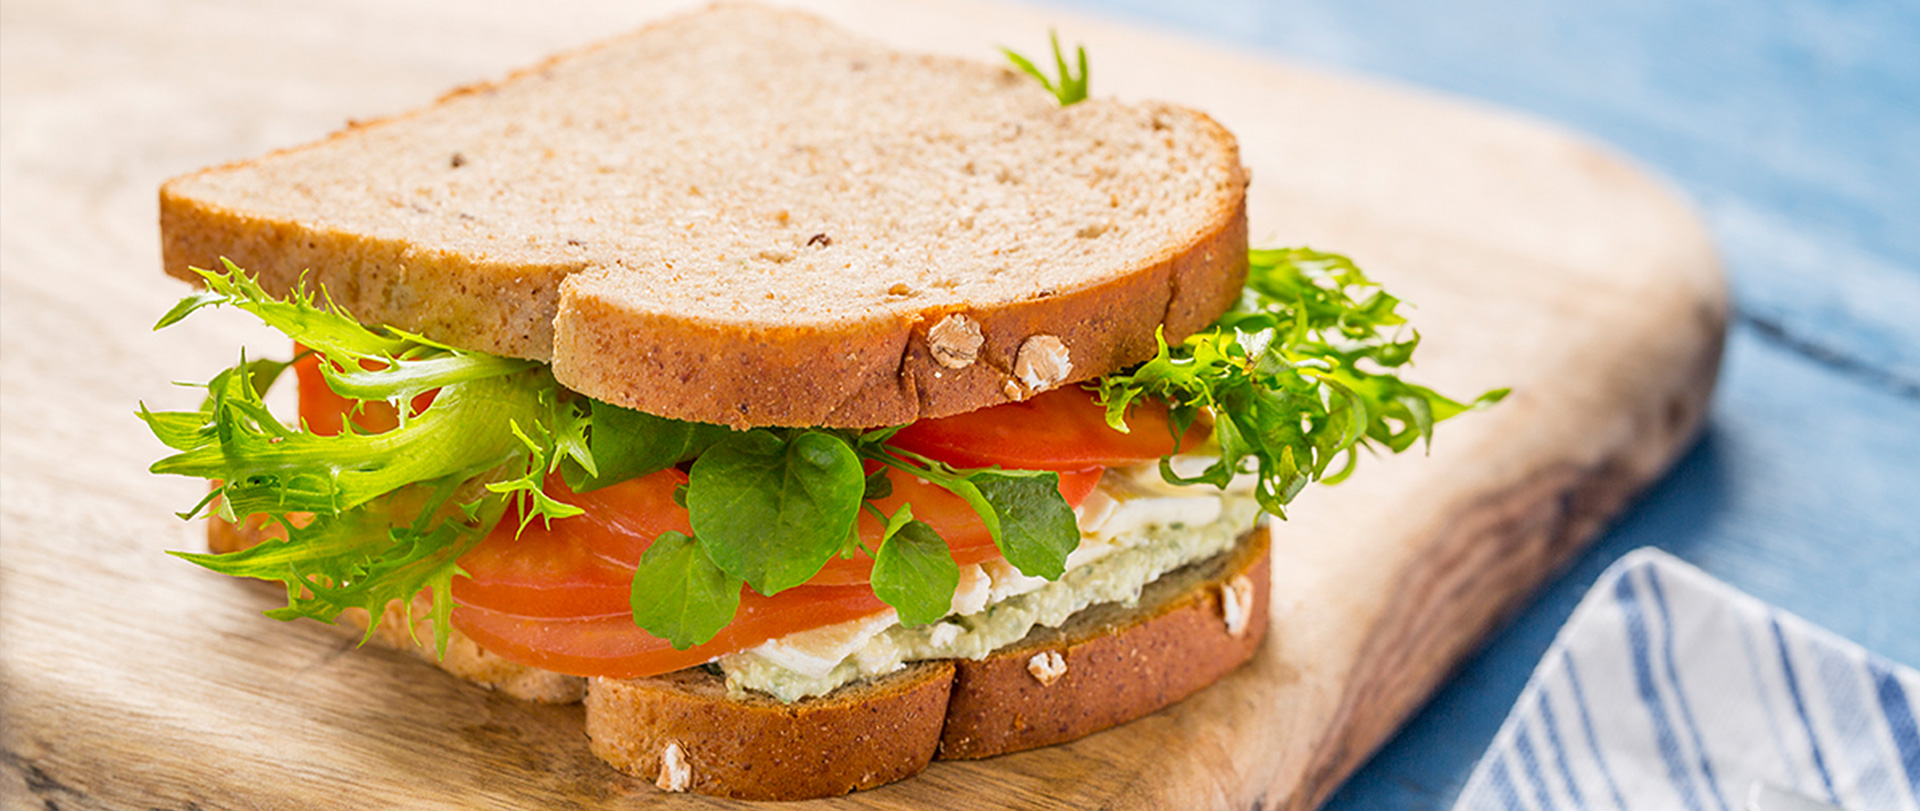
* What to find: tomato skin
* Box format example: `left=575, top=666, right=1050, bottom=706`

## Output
left=451, top=584, right=890, bottom=680
left=449, top=473, right=897, bottom=677
left=449, top=470, right=692, bottom=619
left=449, top=463, right=1102, bottom=678
left=888, top=386, right=1206, bottom=470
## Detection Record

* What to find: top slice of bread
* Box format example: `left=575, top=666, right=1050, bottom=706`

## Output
left=160, top=3, right=1249, bottom=427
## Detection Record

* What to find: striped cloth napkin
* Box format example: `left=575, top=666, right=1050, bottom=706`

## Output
left=1452, top=548, right=1920, bottom=811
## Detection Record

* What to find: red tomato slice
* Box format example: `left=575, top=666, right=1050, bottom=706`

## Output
left=888, top=386, right=1207, bottom=470
left=450, top=584, right=889, bottom=680
left=449, top=470, right=692, bottom=619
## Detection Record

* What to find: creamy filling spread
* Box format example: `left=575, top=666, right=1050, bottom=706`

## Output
left=717, top=459, right=1262, bottom=702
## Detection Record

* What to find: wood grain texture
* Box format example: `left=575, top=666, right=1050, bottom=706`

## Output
left=0, top=0, right=1725, bottom=809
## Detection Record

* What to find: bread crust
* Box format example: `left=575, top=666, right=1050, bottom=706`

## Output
left=578, top=528, right=1269, bottom=797
left=552, top=198, right=1248, bottom=427
left=159, top=196, right=579, bottom=361
left=586, top=663, right=955, bottom=800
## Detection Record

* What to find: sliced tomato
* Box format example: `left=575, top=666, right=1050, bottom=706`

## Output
left=451, top=584, right=889, bottom=680
left=888, top=385, right=1207, bottom=470
left=449, top=470, right=692, bottom=618
left=451, top=460, right=1101, bottom=677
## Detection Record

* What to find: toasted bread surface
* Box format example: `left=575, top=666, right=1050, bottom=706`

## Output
left=160, top=3, right=1249, bottom=426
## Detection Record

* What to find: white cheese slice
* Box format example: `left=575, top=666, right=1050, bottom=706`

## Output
left=738, top=608, right=900, bottom=682
left=948, top=563, right=990, bottom=616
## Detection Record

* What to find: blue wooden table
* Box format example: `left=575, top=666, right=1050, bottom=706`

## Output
left=1034, top=0, right=1920, bottom=806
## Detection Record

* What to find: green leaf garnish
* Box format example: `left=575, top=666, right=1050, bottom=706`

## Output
left=153, top=288, right=228, bottom=330
left=968, top=470, right=1080, bottom=579
left=1002, top=30, right=1089, bottom=106
left=484, top=419, right=586, bottom=534
left=854, top=446, right=1078, bottom=581
left=862, top=466, right=895, bottom=501
left=869, top=507, right=960, bottom=627
left=175, top=490, right=505, bottom=649
left=1095, top=248, right=1508, bottom=516
left=686, top=430, right=865, bottom=595
left=559, top=400, right=730, bottom=492
left=629, top=531, right=743, bottom=650
left=146, top=364, right=545, bottom=518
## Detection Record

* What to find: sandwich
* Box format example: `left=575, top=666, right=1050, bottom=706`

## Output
left=141, top=4, right=1500, bottom=800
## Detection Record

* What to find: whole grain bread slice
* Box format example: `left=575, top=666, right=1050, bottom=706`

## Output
left=160, top=3, right=1249, bottom=427
left=587, top=662, right=958, bottom=799
left=938, top=521, right=1271, bottom=759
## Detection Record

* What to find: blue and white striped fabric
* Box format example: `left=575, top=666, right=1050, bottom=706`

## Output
left=1453, top=548, right=1920, bottom=811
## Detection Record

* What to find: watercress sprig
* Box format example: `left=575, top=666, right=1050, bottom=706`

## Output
left=625, top=425, right=1080, bottom=648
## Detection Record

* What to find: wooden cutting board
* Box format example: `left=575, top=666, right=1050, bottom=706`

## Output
left=0, top=0, right=1726, bottom=808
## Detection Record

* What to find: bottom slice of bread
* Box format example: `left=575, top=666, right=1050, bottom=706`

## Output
left=583, top=526, right=1270, bottom=798
left=587, top=662, right=957, bottom=799
left=939, top=524, right=1271, bottom=760
left=209, top=516, right=1270, bottom=799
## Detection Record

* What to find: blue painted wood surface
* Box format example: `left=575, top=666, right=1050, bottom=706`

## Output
left=1028, top=0, right=1920, bottom=806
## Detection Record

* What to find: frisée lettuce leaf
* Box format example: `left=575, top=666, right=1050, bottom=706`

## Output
left=1094, top=248, right=1508, bottom=517
left=141, top=261, right=578, bottom=655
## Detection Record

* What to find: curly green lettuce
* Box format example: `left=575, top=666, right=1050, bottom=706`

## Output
left=1095, top=249, right=1508, bottom=515
left=141, top=261, right=575, bottom=655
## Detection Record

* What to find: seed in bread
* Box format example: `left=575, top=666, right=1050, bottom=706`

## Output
left=654, top=741, right=691, bottom=792
left=1221, top=573, right=1256, bottom=637
left=1014, top=333, right=1073, bottom=392
left=1027, top=650, right=1068, bottom=685
left=928, top=313, right=984, bottom=369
